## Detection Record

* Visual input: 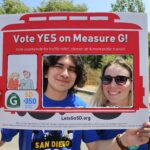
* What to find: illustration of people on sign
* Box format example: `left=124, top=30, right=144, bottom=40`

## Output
left=19, top=70, right=34, bottom=90
left=7, top=72, right=20, bottom=90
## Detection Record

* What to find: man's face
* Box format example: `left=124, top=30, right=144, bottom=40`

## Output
left=23, top=71, right=30, bottom=79
left=45, top=56, right=77, bottom=94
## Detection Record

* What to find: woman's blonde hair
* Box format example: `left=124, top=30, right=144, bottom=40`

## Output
left=90, top=57, right=133, bottom=107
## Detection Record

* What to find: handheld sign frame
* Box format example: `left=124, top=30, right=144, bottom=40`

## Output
left=0, top=12, right=148, bottom=130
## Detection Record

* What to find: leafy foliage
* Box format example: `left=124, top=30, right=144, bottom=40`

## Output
left=111, top=0, right=145, bottom=12
left=0, top=0, right=29, bottom=14
left=81, top=55, right=132, bottom=70
left=81, top=55, right=103, bottom=69
left=0, top=0, right=87, bottom=13
left=34, top=0, right=87, bottom=12
left=101, top=55, right=133, bottom=67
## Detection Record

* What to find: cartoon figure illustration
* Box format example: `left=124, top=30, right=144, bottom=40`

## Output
left=20, top=70, right=34, bottom=90
left=7, top=72, right=20, bottom=90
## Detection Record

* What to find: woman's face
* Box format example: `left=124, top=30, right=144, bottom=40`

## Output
left=102, top=64, right=132, bottom=106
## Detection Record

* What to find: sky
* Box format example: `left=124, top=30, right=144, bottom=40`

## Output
left=0, top=0, right=149, bottom=31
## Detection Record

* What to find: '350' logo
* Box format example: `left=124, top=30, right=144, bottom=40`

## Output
left=7, top=93, right=20, bottom=108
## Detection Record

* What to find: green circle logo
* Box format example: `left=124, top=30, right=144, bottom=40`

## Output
left=7, top=92, right=20, bottom=108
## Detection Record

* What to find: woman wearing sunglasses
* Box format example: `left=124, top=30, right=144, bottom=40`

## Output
left=91, top=57, right=133, bottom=107
left=91, top=57, right=150, bottom=150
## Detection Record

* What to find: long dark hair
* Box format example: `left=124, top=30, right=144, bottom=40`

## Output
left=43, top=55, right=87, bottom=93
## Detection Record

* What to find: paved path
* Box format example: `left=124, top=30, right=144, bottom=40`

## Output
left=0, top=132, right=18, bottom=150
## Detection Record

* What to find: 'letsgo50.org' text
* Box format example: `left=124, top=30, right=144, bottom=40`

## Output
left=61, top=115, right=91, bottom=121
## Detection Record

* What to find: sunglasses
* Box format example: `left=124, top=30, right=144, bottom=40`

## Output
left=101, top=75, right=131, bottom=85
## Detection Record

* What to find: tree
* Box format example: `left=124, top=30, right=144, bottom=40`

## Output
left=81, top=55, right=103, bottom=69
left=0, top=0, right=29, bottom=14
left=111, top=0, right=145, bottom=12
left=34, top=0, right=87, bottom=12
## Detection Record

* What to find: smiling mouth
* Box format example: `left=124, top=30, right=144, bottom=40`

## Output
left=57, top=79, right=69, bottom=84
left=108, top=91, right=120, bottom=95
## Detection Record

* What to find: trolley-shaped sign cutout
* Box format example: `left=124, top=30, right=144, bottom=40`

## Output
left=0, top=12, right=146, bottom=117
